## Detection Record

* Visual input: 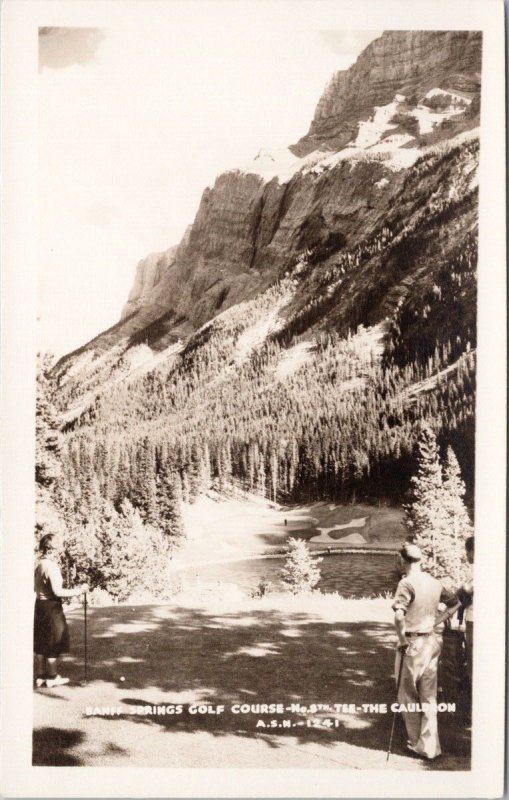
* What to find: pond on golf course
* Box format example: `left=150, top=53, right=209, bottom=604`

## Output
left=177, top=551, right=400, bottom=598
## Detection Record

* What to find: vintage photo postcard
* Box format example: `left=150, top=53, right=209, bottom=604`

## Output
left=1, top=0, right=506, bottom=797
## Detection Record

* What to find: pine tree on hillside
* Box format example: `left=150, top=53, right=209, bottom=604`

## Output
left=131, top=437, right=156, bottom=516
left=181, top=471, right=191, bottom=504
left=442, top=446, right=473, bottom=582
left=35, top=353, right=71, bottom=548
left=256, top=454, right=266, bottom=498
left=280, top=538, right=322, bottom=595
left=115, top=447, right=132, bottom=507
left=405, top=428, right=472, bottom=582
left=145, top=475, right=158, bottom=525
left=156, top=465, right=185, bottom=540
left=202, top=442, right=212, bottom=489
left=35, top=353, right=62, bottom=488
left=404, top=426, right=447, bottom=576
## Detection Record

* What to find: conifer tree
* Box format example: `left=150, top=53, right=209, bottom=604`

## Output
left=256, top=455, right=266, bottom=498
left=181, top=471, right=191, bottom=504
left=202, top=442, right=212, bottom=488
left=404, top=426, right=447, bottom=575
left=405, top=428, right=472, bottom=581
left=115, top=447, right=131, bottom=506
left=442, top=446, right=473, bottom=582
left=145, top=475, right=158, bottom=525
left=269, top=450, right=278, bottom=502
left=156, top=465, right=185, bottom=540
left=35, top=353, right=62, bottom=488
left=131, top=437, right=156, bottom=515
left=280, top=538, right=322, bottom=594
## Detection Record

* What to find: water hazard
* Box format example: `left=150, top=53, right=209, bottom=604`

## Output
left=177, top=551, right=400, bottom=598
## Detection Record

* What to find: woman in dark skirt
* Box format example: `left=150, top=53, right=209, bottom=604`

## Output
left=34, top=533, right=88, bottom=688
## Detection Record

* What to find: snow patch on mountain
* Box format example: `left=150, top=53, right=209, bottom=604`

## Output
left=303, top=97, right=423, bottom=173
left=63, top=350, right=96, bottom=380
left=119, top=341, right=184, bottom=379
left=239, top=91, right=474, bottom=186
left=353, top=100, right=400, bottom=148
left=351, top=322, right=388, bottom=361
left=304, top=138, right=420, bottom=174
left=275, top=341, right=315, bottom=380
left=411, top=105, right=456, bottom=135
left=58, top=344, right=126, bottom=387
left=337, top=323, right=388, bottom=393
left=238, top=147, right=326, bottom=185
left=240, top=96, right=422, bottom=183
left=410, top=88, right=470, bottom=135
left=403, top=350, right=475, bottom=400
left=235, top=309, right=281, bottom=361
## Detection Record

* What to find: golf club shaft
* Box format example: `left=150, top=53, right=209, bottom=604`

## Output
left=386, top=649, right=405, bottom=762
left=434, top=601, right=462, bottom=629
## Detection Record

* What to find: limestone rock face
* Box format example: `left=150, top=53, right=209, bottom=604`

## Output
left=56, top=29, right=482, bottom=371
left=294, top=30, right=482, bottom=155
left=120, top=247, right=178, bottom=320
left=111, top=156, right=401, bottom=350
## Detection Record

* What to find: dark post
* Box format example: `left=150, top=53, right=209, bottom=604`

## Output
left=84, top=593, right=88, bottom=684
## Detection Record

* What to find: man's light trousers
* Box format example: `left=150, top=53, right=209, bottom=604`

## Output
left=394, top=632, right=442, bottom=759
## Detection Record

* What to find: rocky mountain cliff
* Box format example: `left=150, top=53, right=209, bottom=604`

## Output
left=120, top=246, right=178, bottom=322
left=54, top=29, right=481, bottom=379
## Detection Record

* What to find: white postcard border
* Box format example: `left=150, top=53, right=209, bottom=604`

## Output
left=1, top=0, right=506, bottom=797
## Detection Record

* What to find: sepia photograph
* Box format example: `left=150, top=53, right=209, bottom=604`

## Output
left=1, top=0, right=506, bottom=797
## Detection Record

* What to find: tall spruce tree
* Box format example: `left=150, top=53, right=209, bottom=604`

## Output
left=156, top=465, right=185, bottom=541
left=405, top=428, right=472, bottom=582
left=442, top=446, right=473, bottom=582
left=404, top=426, right=447, bottom=577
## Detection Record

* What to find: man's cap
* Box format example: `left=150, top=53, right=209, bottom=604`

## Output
left=400, top=543, right=422, bottom=562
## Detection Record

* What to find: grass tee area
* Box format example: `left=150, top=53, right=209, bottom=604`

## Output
left=33, top=596, right=471, bottom=770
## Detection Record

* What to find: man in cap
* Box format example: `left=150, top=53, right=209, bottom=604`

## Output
left=392, top=543, right=456, bottom=760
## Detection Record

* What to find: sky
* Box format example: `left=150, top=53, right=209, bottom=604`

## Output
left=38, top=24, right=380, bottom=357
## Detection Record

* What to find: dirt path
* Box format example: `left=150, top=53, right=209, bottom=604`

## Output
left=33, top=601, right=471, bottom=770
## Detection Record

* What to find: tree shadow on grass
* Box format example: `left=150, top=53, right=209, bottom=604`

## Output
left=33, top=725, right=130, bottom=766
left=60, top=604, right=470, bottom=768
left=33, top=728, right=84, bottom=765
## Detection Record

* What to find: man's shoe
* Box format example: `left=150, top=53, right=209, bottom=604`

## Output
left=406, top=741, right=440, bottom=760
left=34, top=677, right=46, bottom=688
left=45, top=675, right=70, bottom=688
